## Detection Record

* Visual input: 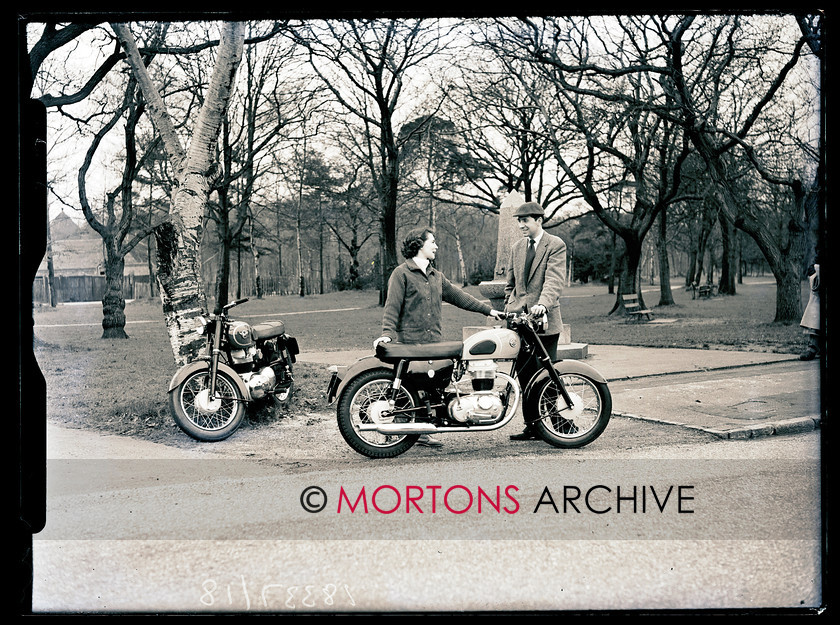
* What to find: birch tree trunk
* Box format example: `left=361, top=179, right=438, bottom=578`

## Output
left=453, top=220, right=468, bottom=286
left=112, top=22, right=246, bottom=366
left=248, top=209, right=263, bottom=299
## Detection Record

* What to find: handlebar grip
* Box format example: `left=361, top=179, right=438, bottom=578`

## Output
left=223, top=297, right=250, bottom=310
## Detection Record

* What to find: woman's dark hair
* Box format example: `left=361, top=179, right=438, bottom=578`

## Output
left=402, top=227, right=434, bottom=259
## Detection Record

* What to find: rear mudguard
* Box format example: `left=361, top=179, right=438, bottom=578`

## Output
left=523, top=359, right=609, bottom=400
left=328, top=356, right=390, bottom=406
left=168, top=359, right=251, bottom=401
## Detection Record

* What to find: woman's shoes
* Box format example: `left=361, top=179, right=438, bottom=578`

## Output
left=416, top=434, right=443, bottom=447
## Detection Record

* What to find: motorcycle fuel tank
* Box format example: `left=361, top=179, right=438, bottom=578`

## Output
left=228, top=321, right=255, bottom=349
left=461, top=327, right=520, bottom=360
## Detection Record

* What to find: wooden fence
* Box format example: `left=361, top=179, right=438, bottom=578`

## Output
left=32, top=274, right=152, bottom=304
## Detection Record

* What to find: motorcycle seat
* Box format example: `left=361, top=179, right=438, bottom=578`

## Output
left=376, top=341, right=463, bottom=363
left=251, top=321, right=286, bottom=340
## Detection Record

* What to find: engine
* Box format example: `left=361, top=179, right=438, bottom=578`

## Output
left=242, top=367, right=277, bottom=399
left=447, top=360, right=505, bottom=424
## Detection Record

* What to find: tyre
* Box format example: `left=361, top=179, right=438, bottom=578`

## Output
left=526, top=372, right=611, bottom=448
left=337, top=368, right=421, bottom=459
left=168, top=369, right=247, bottom=441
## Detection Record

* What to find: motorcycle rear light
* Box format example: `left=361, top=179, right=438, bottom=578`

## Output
left=284, top=335, right=300, bottom=356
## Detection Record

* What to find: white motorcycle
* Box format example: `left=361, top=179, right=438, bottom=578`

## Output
left=327, top=311, right=611, bottom=458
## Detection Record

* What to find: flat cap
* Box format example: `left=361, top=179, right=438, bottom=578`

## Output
left=513, top=201, right=545, bottom=218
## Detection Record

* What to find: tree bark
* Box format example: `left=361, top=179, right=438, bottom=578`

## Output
left=718, top=211, right=737, bottom=295
left=101, top=242, right=128, bottom=339
left=657, top=209, right=675, bottom=306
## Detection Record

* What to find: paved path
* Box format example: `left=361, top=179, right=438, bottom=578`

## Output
left=298, top=345, right=821, bottom=440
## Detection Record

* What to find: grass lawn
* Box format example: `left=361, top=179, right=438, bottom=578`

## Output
left=30, top=277, right=811, bottom=442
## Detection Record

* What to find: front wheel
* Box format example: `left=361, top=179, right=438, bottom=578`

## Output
left=526, top=373, right=611, bottom=448
left=337, top=368, right=421, bottom=459
left=169, top=369, right=247, bottom=441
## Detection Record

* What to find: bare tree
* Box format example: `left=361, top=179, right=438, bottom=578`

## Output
left=112, top=21, right=246, bottom=366
left=206, top=30, right=297, bottom=307
left=662, top=16, right=819, bottom=322
left=489, top=15, right=818, bottom=321
left=26, top=19, right=286, bottom=342
left=287, top=18, right=450, bottom=305
left=271, top=119, right=331, bottom=298
left=795, top=14, right=823, bottom=269
left=486, top=16, right=692, bottom=314
left=76, top=73, right=164, bottom=338
left=444, top=62, right=582, bottom=220
left=320, top=162, right=379, bottom=290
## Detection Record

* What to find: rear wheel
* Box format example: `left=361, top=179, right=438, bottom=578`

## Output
left=271, top=357, right=295, bottom=409
left=337, top=369, right=421, bottom=458
left=271, top=379, right=294, bottom=409
left=526, top=372, right=611, bottom=448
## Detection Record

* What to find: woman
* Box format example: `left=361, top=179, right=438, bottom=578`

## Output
left=375, top=227, right=502, bottom=446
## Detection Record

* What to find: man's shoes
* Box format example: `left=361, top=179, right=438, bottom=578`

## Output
left=417, top=434, right=444, bottom=447
left=510, top=428, right=539, bottom=441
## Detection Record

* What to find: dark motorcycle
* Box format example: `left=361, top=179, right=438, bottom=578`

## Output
left=327, top=311, right=611, bottom=458
left=167, top=298, right=299, bottom=441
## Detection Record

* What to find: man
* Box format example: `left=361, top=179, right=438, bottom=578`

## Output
left=503, top=201, right=567, bottom=441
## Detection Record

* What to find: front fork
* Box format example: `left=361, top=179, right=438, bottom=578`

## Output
left=208, top=319, right=224, bottom=397
left=524, top=334, right=575, bottom=410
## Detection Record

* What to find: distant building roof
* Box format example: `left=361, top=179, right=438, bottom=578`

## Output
left=49, top=211, right=84, bottom=240
left=37, top=213, right=150, bottom=277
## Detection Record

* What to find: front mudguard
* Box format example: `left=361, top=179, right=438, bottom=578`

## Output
left=168, top=359, right=252, bottom=401
left=523, top=359, right=609, bottom=401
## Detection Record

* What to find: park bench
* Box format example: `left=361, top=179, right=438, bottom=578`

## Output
left=622, top=293, right=652, bottom=322
left=689, top=282, right=718, bottom=299
left=698, top=284, right=717, bottom=299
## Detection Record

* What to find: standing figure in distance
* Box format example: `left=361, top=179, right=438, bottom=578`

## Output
left=374, top=227, right=503, bottom=447
left=799, top=258, right=821, bottom=361
left=503, top=201, right=568, bottom=441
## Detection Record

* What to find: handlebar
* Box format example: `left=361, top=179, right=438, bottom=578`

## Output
left=222, top=298, right=249, bottom=311
left=500, top=310, right=542, bottom=321
left=500, top=310, right=548, bottom=331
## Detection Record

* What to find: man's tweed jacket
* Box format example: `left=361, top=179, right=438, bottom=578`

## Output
left=503, top=231, right=567, bottom=336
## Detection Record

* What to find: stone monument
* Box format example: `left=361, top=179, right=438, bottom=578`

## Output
left=469, top=190, right=588, bottom=359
